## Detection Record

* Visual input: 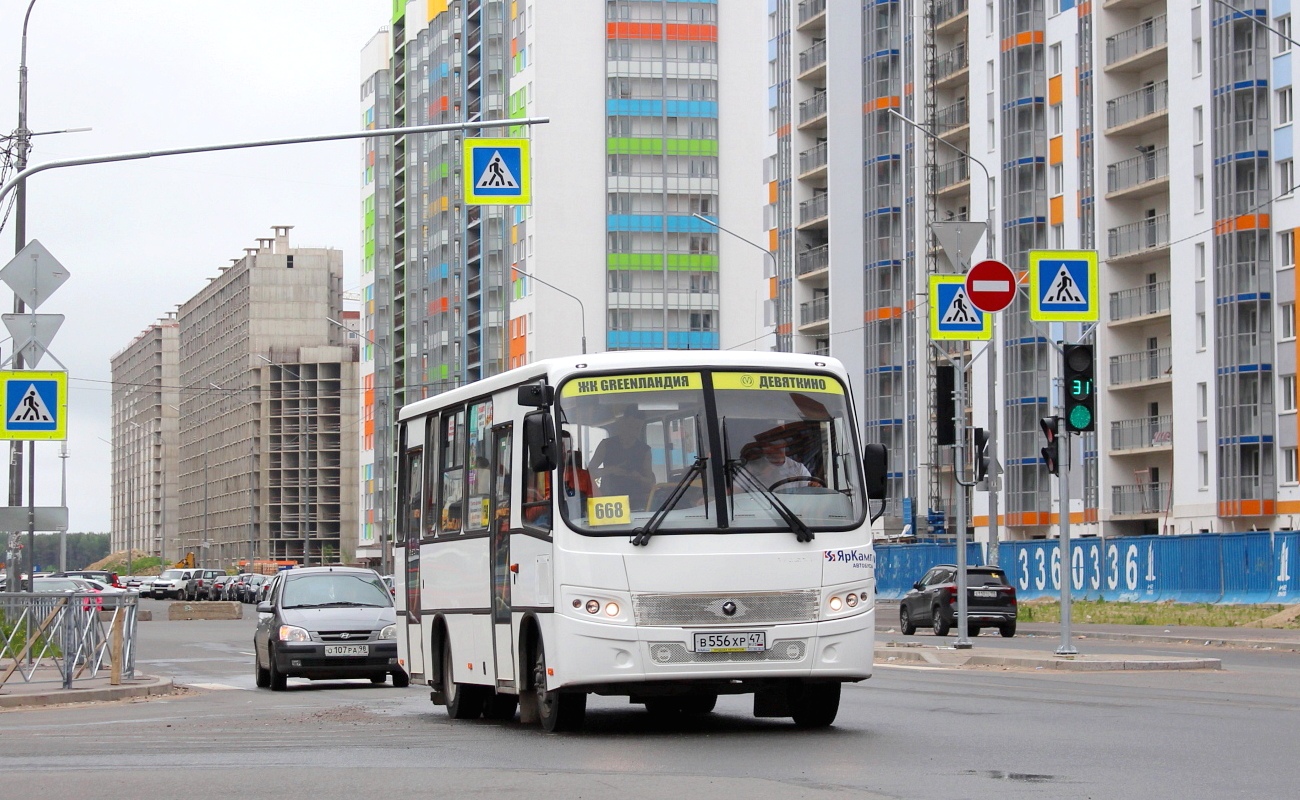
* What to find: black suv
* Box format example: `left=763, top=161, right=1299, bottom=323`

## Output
left=253, top=566, right=408, bottom=690
left=899, top=564, right=1017, bottom=637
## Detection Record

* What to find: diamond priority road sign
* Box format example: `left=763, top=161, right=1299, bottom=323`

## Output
left=0, top=370, right=67, bottom=441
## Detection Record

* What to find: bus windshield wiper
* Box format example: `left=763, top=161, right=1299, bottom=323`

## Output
left=631, top=456, right=707, bottom=547
left=727, top=460, right=815, bottom=543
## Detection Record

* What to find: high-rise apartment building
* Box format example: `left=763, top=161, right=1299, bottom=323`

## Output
left=769, top=1, right=1300, bottom=540
left=358, top=0, right=766, bottom=551
left=109, top=315, right=180, bottom=564
left=111, top=227, right=361, bottom=568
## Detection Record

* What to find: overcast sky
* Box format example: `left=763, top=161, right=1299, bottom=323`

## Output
left=0, top=1, right=389, bottom=532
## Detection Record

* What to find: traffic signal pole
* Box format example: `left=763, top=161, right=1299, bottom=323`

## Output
left=1056, top=379, right=1077, bottom=656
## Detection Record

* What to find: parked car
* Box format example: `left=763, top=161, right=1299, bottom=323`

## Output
left=898, top=564, right=1018, bottom=637
left=209, top=575, right=233, bottom=601
left=224, top=573, right=249, bottom=601
left=138, top=577, right=157, bottom=597
left=32, top=577, right=102, bottom=610
left=184, top=569, right=225, bottom=601
left=381, top=575, right=395, bottom=598
left=253, top=566, right=407, bottom=690
left=151, top=569, right=192, bottom=600
left=54, top=570, right=121, bottom=588
left=242, top=574, right=268, bottom=603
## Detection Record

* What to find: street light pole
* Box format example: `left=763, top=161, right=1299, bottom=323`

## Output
left=328, top=318, right=393, bottom=575
left=501, top=269, right=587, bottom=355
left=691, top=213, right=778, bottom=351
left=888, top=108, right=1003, bottom=566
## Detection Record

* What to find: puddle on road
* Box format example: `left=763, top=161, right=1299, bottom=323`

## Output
left=965, top=770, right=1059, bottom=784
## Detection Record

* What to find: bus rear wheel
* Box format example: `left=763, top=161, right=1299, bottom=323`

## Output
left=533, top=639, right=585, bottom=732
left=443, top=639, right=487, bottom=719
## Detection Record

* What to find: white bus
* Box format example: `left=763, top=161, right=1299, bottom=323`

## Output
left=393, top=351, right=887, bottom=731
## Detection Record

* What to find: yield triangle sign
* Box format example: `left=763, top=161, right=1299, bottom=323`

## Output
left=475, top=151, right=520, bottom=189
left=9, top=383, right=53, bottom=424
left=3, top=313, right=63, bottom=368
left=931, top=221, right=987, bottom=271
left=1044, top=264, right=1086, bottom=305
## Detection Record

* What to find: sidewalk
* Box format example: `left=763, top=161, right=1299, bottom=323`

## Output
left=0, top=666, right=174, bottom=710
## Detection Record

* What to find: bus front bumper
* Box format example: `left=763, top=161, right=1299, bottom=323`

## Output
left=549, top=605, right=875, bottom=690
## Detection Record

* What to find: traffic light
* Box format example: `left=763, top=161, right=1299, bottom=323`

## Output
left=936, top=364, right=956, bottom=446
left=973, top=427, right=991, bottom=483
left=1040, top=416, right=1060, bottom=476
left=1062, top=344, right=1096, bottom=433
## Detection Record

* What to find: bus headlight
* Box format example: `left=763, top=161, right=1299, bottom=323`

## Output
left=562, top=587, right=633, bottom=625
left=823, top=586, right=872, bottom=619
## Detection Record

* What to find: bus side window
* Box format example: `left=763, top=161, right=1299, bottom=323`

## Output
left=465, top=400, right=494, bottom=532
left=440, top=408, right=467, bottom=534
left=493, top=425, right=513, bottom=530
left=401, top=447, right=423, bottom=545
left=423, top=419, right=442, bottom=539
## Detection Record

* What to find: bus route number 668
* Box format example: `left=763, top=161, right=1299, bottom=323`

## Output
left=586, top=496, right=632, bottom=526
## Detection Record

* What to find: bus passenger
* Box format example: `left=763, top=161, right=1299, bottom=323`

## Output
left=589, top=411, right=654, bottom=509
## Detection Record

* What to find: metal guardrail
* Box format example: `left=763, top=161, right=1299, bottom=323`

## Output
left=797, top=244, right=829, bottom=276
left=1107, top=147, right=1169, bottom=194
left=799, top=142, right=828, bottom=174
left=1106, top=80, right=1168, bottom=129
left=799, top=193, right=829, bottom=225
left=800, top=295, right=829, bottom=326
left=1111, top=414, right=1174, bottom=451
left=0, top=592, right=138, bottom=690
left=1109, top=347, right=1172, bottom=386
left=934, top=98, right=969, bottom=135
left=1108, top=214, right=1170, bottom=258
left=1106, top=14, right=1167, bottom=66
left=797, top=0, right=826, bottom=25
left=933, top=44, right=968, bottom=83
left=799, top=90, right=827, bottom=125
left=1112, top=481, right=1172, bottom=516
left=1109, top=280, right=1171, bottom=321
left=933, top=0, right=969, bottom=26
left=799, top=40, right=826, bottom=75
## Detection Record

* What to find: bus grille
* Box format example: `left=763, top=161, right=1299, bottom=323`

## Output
left=632, top=590, right=820, bottom=626
left=646, top=640, right=807, bottom=665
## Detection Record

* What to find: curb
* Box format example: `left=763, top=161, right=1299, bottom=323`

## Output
left=0, top=675, right=175, bottom=710
left=873, top=645, right=1221, bottom=671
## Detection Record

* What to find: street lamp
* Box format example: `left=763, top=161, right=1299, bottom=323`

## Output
left=503, top=269, right=587, bottom=355
left=888, top=107, right=1004, bottom=567
left=328, top=317, right=393, bottom=575
left=691, top=213, right=778, bottom=350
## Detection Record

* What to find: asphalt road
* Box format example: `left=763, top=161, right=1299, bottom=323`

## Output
left=0, top=598, right=1296, bottom=799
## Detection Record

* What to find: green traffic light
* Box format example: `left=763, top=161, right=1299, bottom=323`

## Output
left=1069, top=405, right=1093, bottom=431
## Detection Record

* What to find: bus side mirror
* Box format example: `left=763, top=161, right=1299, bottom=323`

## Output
left=523, top=411, right=558, bottom=472
left=518, top=383, right=554, bottom=408
left=863, top=443, right=888, bottom=501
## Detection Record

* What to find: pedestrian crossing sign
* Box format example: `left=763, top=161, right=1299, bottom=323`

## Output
left=463, top=138, right=531, bottom=205
left=0, top=370, right=66, bottom=440
left=1029, top=249, right=1098, bottom=322
left=930, top=275, right=991, bottom=341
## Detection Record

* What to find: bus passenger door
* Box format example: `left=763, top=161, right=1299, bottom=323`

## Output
left=490, top=424, right=515, bottom=685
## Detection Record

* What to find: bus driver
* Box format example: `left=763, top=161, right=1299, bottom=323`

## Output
left=588, top=410, right=654, bottom=509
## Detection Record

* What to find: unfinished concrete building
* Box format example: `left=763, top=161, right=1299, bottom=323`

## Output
left=169, top=226, right=359, bottom=569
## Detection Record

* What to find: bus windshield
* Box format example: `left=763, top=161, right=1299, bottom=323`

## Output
left=555, top=369, right=863, bottom=536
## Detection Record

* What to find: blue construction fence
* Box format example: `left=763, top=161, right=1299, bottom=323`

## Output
left=876, top=531, right=1300, bottom=604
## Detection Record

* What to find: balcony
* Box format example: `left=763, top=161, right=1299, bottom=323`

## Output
left=934, top=98, right=969, bottom=139
left=1106, top=147, right=1169, bottom=199
left=800, top=295, right=829, bottom=328
left=1105, top=15, right=1167, bottom=72
left=799, top=142, right=828, bottom=181
left=798, top=193, right=829, bottom=229
left=799, top=90, right=828, bottom=129
left=1110, top=414, right=1174, bottom=454
left=1109, top=281, right=1171, bottom=324
left=933, top=0, right=968, bottom=33
left=797, top=0, right=826, bottom=30
left=797, top=244, right=829, bottom=278
left=1108, top=214, right=1170, bottom=261
left=1112, top=482, right=1171, bottom=518
left=1109, top=347, right=1172, bottom=388
left=799, top=40, right=827, bottom=80
left=932, top=44, right=968, bottom=89
left=934, top=157, right=970, bottom=196
left=1106, top=81, right=1169, bottom=134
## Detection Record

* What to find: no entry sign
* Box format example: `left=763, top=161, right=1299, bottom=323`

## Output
left=964, top=259, right=1017, bottom=314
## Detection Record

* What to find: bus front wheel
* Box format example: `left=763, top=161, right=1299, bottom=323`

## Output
left=533, top=639, right=586, bottom=733
left=789, top=682, right=841, bottom=728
